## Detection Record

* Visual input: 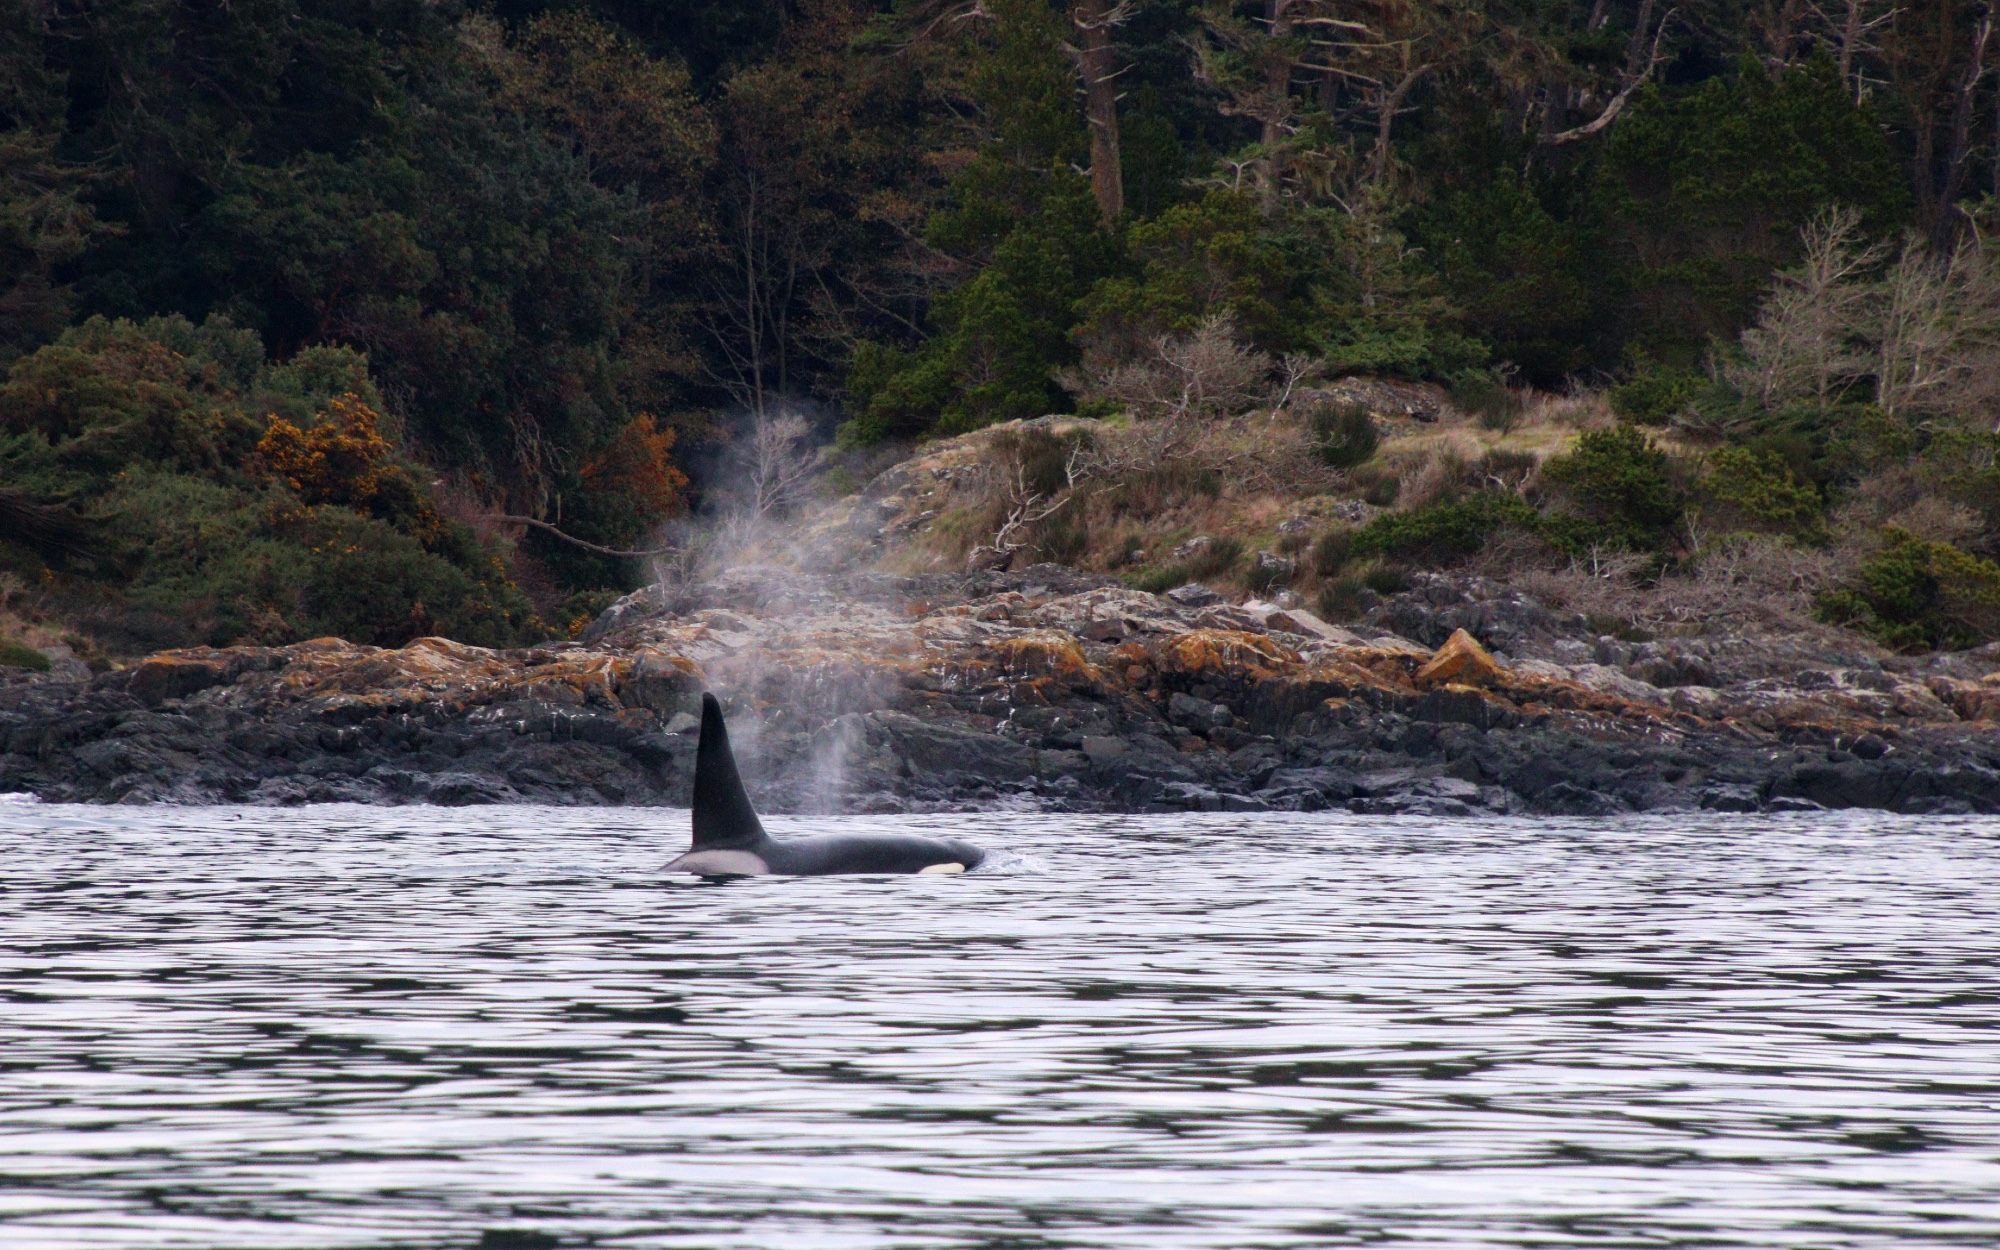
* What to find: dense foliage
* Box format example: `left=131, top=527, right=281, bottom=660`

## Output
left=0, top=315, right=539, bottom=650
left=3, top=0, right=1998, bottom=651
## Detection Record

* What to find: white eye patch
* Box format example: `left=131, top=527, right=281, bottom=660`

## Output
left=918, top=862, right=966, bottom=875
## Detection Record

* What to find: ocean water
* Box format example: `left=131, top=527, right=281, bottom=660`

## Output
left=1, top=800, right=1997, bottom=1248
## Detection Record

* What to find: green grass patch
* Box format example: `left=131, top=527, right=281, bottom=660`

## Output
left=0, top=639, right=50, bottom=671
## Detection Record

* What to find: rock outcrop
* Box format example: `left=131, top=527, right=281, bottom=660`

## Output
left=6, top=564, right=2000, bottom=815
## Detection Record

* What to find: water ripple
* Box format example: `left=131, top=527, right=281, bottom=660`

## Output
left=0, top=806, right=1997, bottom=1247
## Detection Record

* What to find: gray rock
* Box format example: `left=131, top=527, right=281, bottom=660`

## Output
left=1036, top=749, right=1090, bottom=775
left=1252, top=551, right=1297, bottom=583
left=1551, top=639, right=1593, bottom=665
left=1167, top=692, right=1212, bottom=729
left=1081, top=736, right=1130, bottom=763
left=580, top=585, right=668, bottom=644
left=1263, top=767, right=1357, bottom=802
left=1700, top=784, right=1761, bottom=813
left=1535, top=781, right=1626, bottom=816
left=1167, top=582, right=1223, bottom=608
left=1152, top=781, right=1223, bottom=811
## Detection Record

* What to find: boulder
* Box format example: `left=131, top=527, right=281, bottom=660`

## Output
left=1166, top=582, right=1222, bottom=608
left=1252, top=550, right=1297, bottom=583
left=1567, top=663, right=1669, bottom=706
left=128, top=656, right=231, bottom=707
left=1414, top=629, right=1503, bottom=689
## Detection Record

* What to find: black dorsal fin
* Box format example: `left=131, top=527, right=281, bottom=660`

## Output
left=692, top=693, right=766, bottom=849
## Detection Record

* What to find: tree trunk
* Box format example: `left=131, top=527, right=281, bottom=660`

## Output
left=1371, top=63, right=1433, bottom=183
left=1072, top=0, right=1124, bottom=225
left=1839, top=0, right=1862, bottom=96
left=1934, top=4, right=1994, bottom=249
left=1260, top=0, right=1293, bottom=213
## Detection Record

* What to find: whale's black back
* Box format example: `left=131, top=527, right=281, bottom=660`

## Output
left=682, top=692, right=983, bottom=875
left=692, top=693, right=765, bottom=849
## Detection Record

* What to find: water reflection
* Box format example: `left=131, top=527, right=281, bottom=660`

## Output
left=1, top=805, right=1997, bottom=1247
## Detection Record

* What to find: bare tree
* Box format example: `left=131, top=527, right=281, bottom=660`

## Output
left=1270, top=351, right=1326, bottom=414
left=1064, top=312, right=1274, bottom=423
left=740, top=410, right=819, bottom=518
left=1875, top=231, right=2000, bottom=422
left=1731, top=212, right=2000, bottom=429
left=1727, top=206, right=1885, bottom=412
left=966, top=459, right=1072, bottom=569
left=1806, top=0, right=1897, bottom=100
left=1931, top=2, right=1995, bottom=247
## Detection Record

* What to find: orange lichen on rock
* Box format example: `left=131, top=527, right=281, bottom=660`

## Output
left=1415, top=629, right=1503, bottom=689
left=1126, top=630, right=1298, bottom=684
left=989, top=633, right=1099, bottom=685
left=1927, top=676, right=2000, bottom=722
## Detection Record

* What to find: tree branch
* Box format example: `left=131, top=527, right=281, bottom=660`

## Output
left=1541, top=8, right=1675, bottom=146
left=496, top=515, right=676, bottom=559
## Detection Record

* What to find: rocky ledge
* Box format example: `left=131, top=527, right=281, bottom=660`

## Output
left=5, top=565, right=2000, bottom=815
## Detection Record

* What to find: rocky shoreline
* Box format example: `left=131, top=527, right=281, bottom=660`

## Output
left=4, top=564, right=2000, bottom=816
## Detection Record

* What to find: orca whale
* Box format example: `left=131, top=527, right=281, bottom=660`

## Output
left=664, top=693, right=985, bottom=876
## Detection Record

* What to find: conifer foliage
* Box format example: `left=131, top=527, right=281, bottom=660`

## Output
left=2, top=0, right=1997, bottom=649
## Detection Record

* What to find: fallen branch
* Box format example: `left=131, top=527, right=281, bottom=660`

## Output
left=1543, top=7, right=1675, bottom=145
left=495, top=515, right=676, bottom=559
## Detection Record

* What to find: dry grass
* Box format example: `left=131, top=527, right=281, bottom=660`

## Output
left=858, top=383, right=1861, bottom=625
left=872, top=386, right=1624, bottom=598
left=1377, top=402, right=1585, bottom=469
left=1511, top=536, right=1856, bottom=638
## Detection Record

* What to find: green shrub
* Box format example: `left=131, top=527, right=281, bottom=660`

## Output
left=0, top=319, right=548, bottom=653
left=1306, top=401, right=1379, bottom=469
left=1134, top=564, right=1188, bottom=593
left=1538, top=424, right=1687, bottom=550
left=1186, top=536, right=1242, bottom=581
left=1351, top=491, right=1541, bottom=564
left=1313, top=558, right=1403, bottom=619
left=1315, top=573, right=1370, bottom=621
left=1355, top=464, right=1400, bottom=506
left=1362, top=562, right=1408, bottom=595
left=92, top=471, right=539, bottom=651
left=1816, top=528, right=2000, bottom=652
left=1700, top=446, right=1825, bottom=541
left=994, top=424, right=1094, bottom=498
left=1076, top=189, right=1302, bottom=353
left=0, top=638, right=50, bottom=671
left=1609, top=365, right=1704, bottom=425
left=1310, top=527, right=1353, bottom=575
left=1026, top=504, right=1089, bottom=563
left=1246, top=553, right=1292, bottom=593
left=559, top=588, right=624, bottom=638
left=1474, top=447, right=1538, bottom=489
left=1448, top=369, right=1521, bottom=432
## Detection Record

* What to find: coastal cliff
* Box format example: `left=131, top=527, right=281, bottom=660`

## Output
left=6, top=563, right=1999, bottom=815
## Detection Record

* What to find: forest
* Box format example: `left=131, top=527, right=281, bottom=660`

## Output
left=3, top=0, right=2000, bottom=662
